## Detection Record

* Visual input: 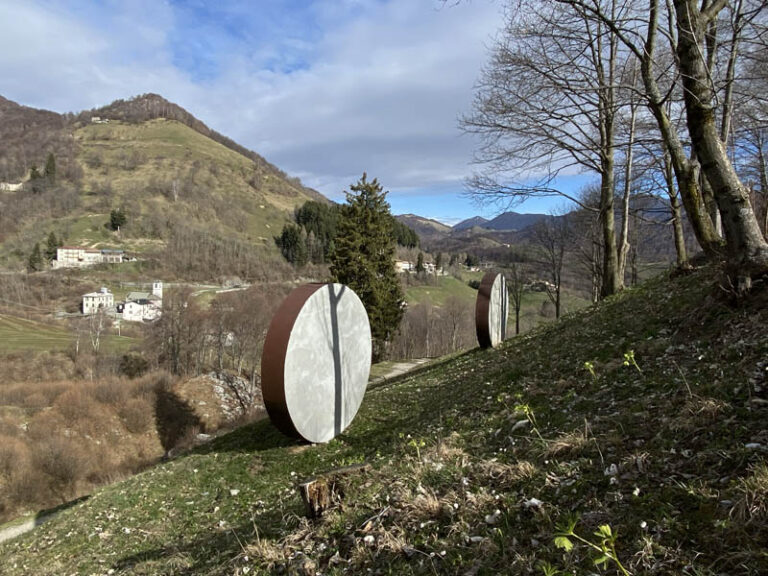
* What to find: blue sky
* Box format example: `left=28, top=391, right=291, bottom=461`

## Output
left=0, top=0, right=592, bottom=224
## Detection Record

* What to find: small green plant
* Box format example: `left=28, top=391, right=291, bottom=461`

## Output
left=514, top=403, right=546, bottom=444
left=408, top=437, right=426, bottom=461
left=538, top=560, right=564, bottom=575
left=554, top=516, right=632, bottom=575
left=622, top=350, right=642, bottom=374
left=584, top=360, right=597, bottom=381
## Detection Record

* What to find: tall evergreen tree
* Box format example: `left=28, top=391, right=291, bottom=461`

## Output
left=276, top=223, right=308, bottom=266
left=330, top=174, right=404, bottom=359
left=27, top=243, right=43, bottom=272
left=109, top=208, right=127, bottom=231
left=44, top=153, right=56, bottom=186
left=416, top=252, right=425, bottom=274
left=44, top=232, right=60, bottom=261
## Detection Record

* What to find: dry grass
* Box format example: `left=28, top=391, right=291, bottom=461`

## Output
left=475, top=459, right=537, bottom=486
left=547, top=427, right=590, bottom=456
left=731, top=462, right=768, bottom=524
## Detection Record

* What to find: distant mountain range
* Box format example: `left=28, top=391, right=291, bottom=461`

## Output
left=453, top=212, right=550, bottom=232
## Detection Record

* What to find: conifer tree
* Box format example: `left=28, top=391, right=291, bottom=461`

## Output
left=27, top=243, right=43, bottom=272
left=44, top=153, right=56, bottom=186
left=44, top=232, right=59, bottom=261
left=416, top=252, right=425, bottom=274
left=331, top=174, right=404, bottom=359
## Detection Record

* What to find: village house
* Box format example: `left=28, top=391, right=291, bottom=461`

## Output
left=52, top=246, right=126, bottom=269
left=82, top=287, right=114, bottom=315
left=0, top=182, right=24, bottom=192
left=394, top=260, right=444, bottom=275
left=394, top=260, right=413, bottom=273
left=121, top=281, right=163, bottom=322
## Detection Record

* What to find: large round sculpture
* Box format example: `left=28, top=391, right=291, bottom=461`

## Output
left=475, top=272, right=509, bottom=349
left=261, top=283, right=372, bottom=443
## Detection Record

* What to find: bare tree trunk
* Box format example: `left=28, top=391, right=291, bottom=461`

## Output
left=618, top=100, right=637, bottom=283
left=641, top=0, right=722, bottom=256
left=674, top=0, right=768, bottom=281
left=756, top=133, right=768, bottom=238
left=664, top=149, right=689, bottom=267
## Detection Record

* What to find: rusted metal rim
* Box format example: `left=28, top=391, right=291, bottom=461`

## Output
left=475, top=271, right=497, bottom=349
left=475, top=272, right=507, bottom=348
left=261, top=283, right=325, bottom=439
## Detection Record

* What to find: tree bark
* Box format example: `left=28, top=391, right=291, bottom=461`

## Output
left=617, top=100, right=637, bottom=284
left=664, top=149, right=689, bottom=267
left=673, top=0, right=768, bottom=279
left=640, top=0, right=722, bottom=257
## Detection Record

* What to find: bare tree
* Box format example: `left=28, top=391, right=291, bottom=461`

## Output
left=672, top=0, right=768, bottom=285
left=463, top=0, right=634, bottom=297
left=557, top=0, right=768, bottom=286
left=507, top=263, right=527, bottom=334
left=532, top=216, right=569, bottom=319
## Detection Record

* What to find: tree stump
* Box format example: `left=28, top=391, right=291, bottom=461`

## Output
left=298, top=463, right=370, bottom=519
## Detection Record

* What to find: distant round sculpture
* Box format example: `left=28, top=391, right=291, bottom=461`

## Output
left=261, top=283, right=372, bottom=443
left=475, top=272, right=508, bottom=349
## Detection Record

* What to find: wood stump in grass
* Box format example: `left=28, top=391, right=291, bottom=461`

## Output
left=298, top=463, right=370, bottom=519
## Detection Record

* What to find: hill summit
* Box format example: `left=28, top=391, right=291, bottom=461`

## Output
left=0, top=93, right=326, bottom=276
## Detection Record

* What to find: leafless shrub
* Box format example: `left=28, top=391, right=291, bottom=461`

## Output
left=33, top=436, right=92, bottom=501
left=54, top=387, right=99, bottom=423
left=92, top=377, right=130, bottom=407
left=0, top=435, right=29, bottom=478
left=120, top=397, right=154, bottom=434
left=27, top=409, right=68, bottom=441
left=5, top=463, right=47, bottom=510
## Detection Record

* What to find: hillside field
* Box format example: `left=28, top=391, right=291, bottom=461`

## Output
left=1, top=264, right=765, bottom=575
left=0, top=313, right=134, bottom=353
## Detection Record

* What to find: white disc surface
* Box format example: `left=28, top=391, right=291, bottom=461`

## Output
left=282, top=284, right=371, bottom=443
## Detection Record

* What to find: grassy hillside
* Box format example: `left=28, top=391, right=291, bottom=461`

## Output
left=0, top=93, right=328, bottom=273
left=405, top=273, right=590, bottom=334
left=75, top=119, right=307, bottom=248
left=0, top=313, right=134, bottom=353
left=1, top=265, right=766, bottom=575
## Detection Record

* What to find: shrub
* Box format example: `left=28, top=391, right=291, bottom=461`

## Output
left=119, top=354, right=149, bottom=379
left=120, top=397, right=154, bottom=434
left=54, top=388, right=99, bottom=423
left=92, top=378, right=129, bottom=407
left=0, top=435, right=29, bottom=479
left=34, top=436, right=91, bottom=501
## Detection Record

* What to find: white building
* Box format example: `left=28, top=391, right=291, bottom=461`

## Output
left=82, top=287, right=114, bottom=315
left=395, top=260, right=413, bottom=273
left=53, top=247, right=126, bottom=269
left=121, top=281, right=163, bottom=322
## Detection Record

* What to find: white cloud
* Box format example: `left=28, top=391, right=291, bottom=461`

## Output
left=0, top=0, right=502, bottom=203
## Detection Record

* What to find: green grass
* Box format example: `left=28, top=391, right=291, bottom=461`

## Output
left=0, top=313, right=136, bottom=353
left=405, top=274, right=591, bottom=334
left=2, top=265, right=767, bottom=575
left=405, top=275, right=478, bottom=307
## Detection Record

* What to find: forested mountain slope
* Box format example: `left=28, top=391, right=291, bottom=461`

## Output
left=2, top=264, right=765, bottom=574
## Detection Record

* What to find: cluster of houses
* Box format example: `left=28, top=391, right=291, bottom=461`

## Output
left=53, top=246, right=129, bottom=269
left=394, top=260, right=444, bottom=275
left=82, top=282, right=163, bottom=322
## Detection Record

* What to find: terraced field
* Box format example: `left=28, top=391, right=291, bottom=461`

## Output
left=0, top=313, right=135, bottom=352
